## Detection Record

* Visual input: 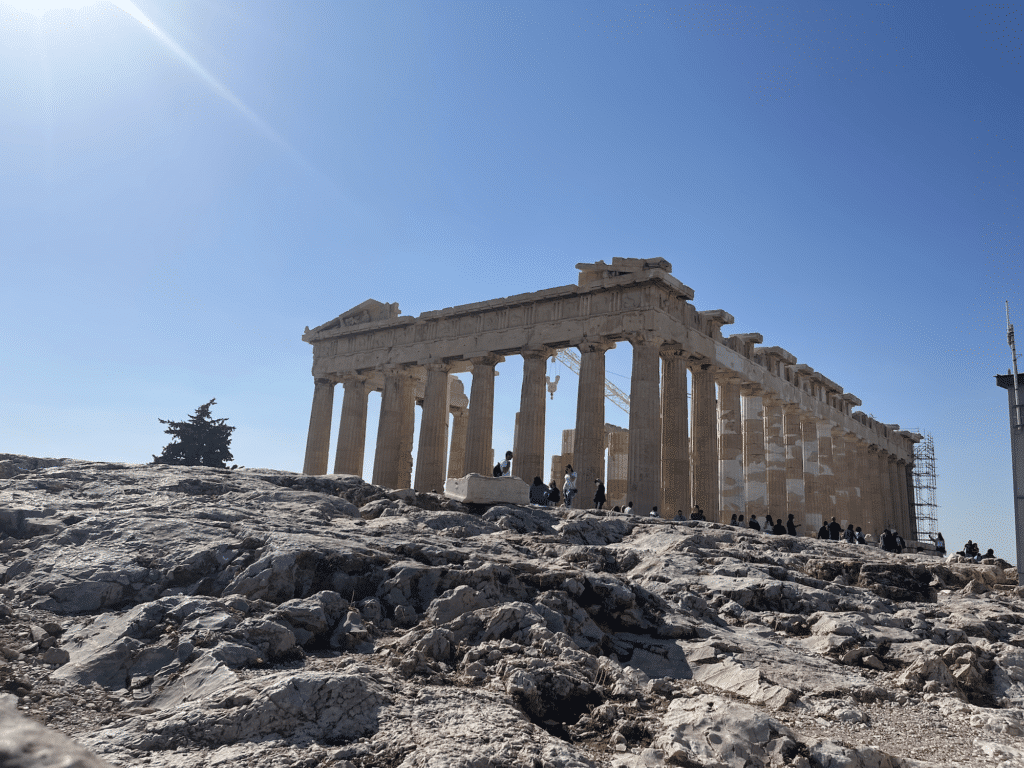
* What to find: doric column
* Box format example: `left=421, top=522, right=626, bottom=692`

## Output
left=763, top=396, right=786, bottom=521
left=414, top=363, right=451, bottom=492
left=817, top=422, right=836, bottom=521
left=849, top=437, right=868, bottom=528
left=896, top=458, right=911, bottom=539
left=514, top=349, right=550, bottom=484
left=801, top=417, right=820, bottom=530
left=887, top=454, right=901, bottom=534
left=717, top=373, right=745, bottom=520
left=783, top=404, right=805, bottom=528
left=627, top=335, right=662, bottom=515
left=690, top=362, right=719, bottom=520
left=661, top=346, right=690, bottom=517
left=573, top=340, right=614, bottom=507
left=447, top=406, right=468, bottom=478
left=373, top=366, right=416, bottom=489
left=464, top=354, right=503, bottom=476
left=875, top=449, right=892, bottom=530
left=742, top=383, right=767, bottom=520
left=333, top=376, right=369, bottom=476
left=865, top=445, right=884, bottom=536
left=830, top=427, right=849, bottom=526
left=303, top=377, right=336, bottom=475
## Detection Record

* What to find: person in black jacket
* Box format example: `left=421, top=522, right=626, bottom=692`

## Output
left=593, top=479, right=606, bottom=510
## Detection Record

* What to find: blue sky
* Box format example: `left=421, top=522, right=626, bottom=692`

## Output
left=1, top=1, right=1021, bottom=563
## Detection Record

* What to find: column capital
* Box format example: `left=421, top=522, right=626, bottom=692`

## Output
left=469, top=353, right=504, bottom=368
left=625, top=332, right=664, bottom=347
left=422, top=361, right=451, bottom=373
left=830, top=424, right=847, bottom=438
left=521, top=345, right=554, bottom=360
left=578, top=339, right=616, bottom=354
left=740, top=381, right=763, bottom=396
left=713, top=370, right=744, bottom=385
left=660, top=342, right=689, bottom=358
left=782, top=401, right=803, bottom=415
left=313, top=376, right=335, bottom=387
left=337, top=372, right=369, bottom=386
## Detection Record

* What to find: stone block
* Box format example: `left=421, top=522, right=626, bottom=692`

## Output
left=443, top=474, right=529, bottom=505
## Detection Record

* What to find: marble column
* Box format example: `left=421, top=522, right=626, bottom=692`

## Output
left=718, top=373, right=745, bottom=520
left=830, top=427, right=849, bottom=526
left=876, top=449, right=893, bottom=530
left=447, top=406, right=468, bottom=478
left=865, top=445, right=884, bottom=536
left=414, top=364, right=451, bottom=492
left=783, top=404, right=805, bottom=529
left=763, top=396, right=787, bottom=522
left=333, top=376, right=369, bottom=476
left=887, top=454, right=902, bottom=534
left=464, top=354, right=503, bottom=476
left=661, top=346, right=690, bottom=518
left=607, top=428, right=629, bottom=504
left=896, top=458, right=911, bottom=539
left=801, top=418, right=820, bottom=531
left=817, top=422, right=836, bottom=522
left=691, top=362, right=719, bottom=520
left=627, top=335, right=662, bottom=515
left=514, top=349, right=550, bottom=485
left=303, top=377, right=336, bottom=475
left=850, top=437, right=869, bottom=529
left=742, top=383, right=767, bottom=521
left=373, top=366, right=415, bottom=489
left=573, top=341, right=614, bottom=508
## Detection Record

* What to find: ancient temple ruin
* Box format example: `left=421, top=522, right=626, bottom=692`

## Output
left=301, top=258, right=920, bottom=539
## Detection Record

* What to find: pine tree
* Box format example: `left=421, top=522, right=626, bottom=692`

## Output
left=153, top=399, right=235, bottom=468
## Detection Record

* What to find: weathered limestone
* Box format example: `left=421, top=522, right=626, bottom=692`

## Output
left=333, top=376, right=370, bottom=476
left=626, top=335, right=662, bottom=514
left=574, top=341, right=613, bottom=506
left=661, top=347, right=690, bottom=517
left=302, top=259, right=919, bottom=536
left=691, top=362, right=719, bottom=520
left=513, top=349, right=550, bottom=485
left=443, top=474, right=529, bottom=505
left=464, top=355, right=502, bottom=477
left=302, top=378, right=335, bottom=475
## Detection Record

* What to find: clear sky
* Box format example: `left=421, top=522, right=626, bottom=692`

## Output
left=1, top=1, right=1021, bottom=563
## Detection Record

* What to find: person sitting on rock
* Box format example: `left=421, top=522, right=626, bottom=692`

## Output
left=843, top=524, right=856, bottom=544
left=931, top=532, right=946, bottom=556
left=545, top=481, right=561, bottom=507
left=855, top=526, right=866, bottom=545
left=786, top=514, right=799, bottom=537
left=894, top=533, right=905, bottom=554
left=818, top=522, right=829, bottom=540
left=982, top=548, right=995, bottom=560
left=748, top=516, right=761, bottom=532
left=623, top=500, right=633, bottom=515
left=880, top=529, right=895, bottom=552
left=772, top=518, right=786, bottom=535
left=529, top=476, right=547, bottom=505
left=500, top=450, right=513, bottom=477
left=730, top=513, right=738, bottom=526
left=764, top=514, right=775, bottom=534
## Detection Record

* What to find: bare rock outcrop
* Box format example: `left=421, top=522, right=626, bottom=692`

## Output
left=1, top=455, right=1023, bottom=767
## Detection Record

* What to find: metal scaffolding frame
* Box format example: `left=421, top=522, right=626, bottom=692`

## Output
left=911, top=431, right=939, bottom=538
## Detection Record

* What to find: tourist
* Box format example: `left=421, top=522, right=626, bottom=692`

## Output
left=764, top=514, right=775, bottom=534
left=931, top=532, right=946, bottom=556
left=696, top=508, right=706, bottom=521
left=880, top=529, right=895, bottom=552
left=674, top=510, right=684, bottom=520
left=651, top=506, right=659, bottom=518
left=894, top=532, right=905, bottom=554
left=855, top=527, right=865, bottom=545
left=786, top=514, right=799, bottom=537
left=817, top=522, right=829, bottom=540
left=748, top=516, right=761, bottom=532
left=500, top=450, right=513, bottom=477
left=730, top=513, right=738, bottom=526
left=563, top=465, right=577, bottom=507
left=737, top=514, right=745, bottom=526
left=623, top=500, right=634, bottom=515
left=828, top=517, right=842, bottom=541
left=529, top=476, right=547, bottom=505
left=843, top=524, right=855, bottom=544
left=982, top=548, right=995, bottom=560
left=613, top=505, right=621, bottom=512
left=546, top=481, right=560, bottom=507
left=593, top=479, right=606, bottom=510
left=772, top=518, right=786, bottom=535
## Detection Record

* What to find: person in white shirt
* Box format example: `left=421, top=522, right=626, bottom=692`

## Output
left=563, top=464, right=577, bottom=507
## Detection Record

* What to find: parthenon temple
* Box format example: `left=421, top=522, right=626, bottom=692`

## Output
left=302, top=259, right=921, bottom=539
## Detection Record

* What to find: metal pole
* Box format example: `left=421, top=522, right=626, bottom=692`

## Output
left=1002, top=302, right=1024, bottom=583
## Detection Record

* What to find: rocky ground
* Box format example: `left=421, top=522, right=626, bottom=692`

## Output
left=1, top=454, right=1023, bottom=768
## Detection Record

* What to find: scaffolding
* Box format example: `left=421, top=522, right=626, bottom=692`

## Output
left=911, top=431, right=939, bottom=538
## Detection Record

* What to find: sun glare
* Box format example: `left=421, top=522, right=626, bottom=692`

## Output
left=5, top=0, right=298, bottom=160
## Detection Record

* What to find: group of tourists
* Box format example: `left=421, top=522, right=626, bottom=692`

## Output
left=527, top=463, right=611, bottom=510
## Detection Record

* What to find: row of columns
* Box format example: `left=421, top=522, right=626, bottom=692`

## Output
left=303, top=338, right=915, bottom=538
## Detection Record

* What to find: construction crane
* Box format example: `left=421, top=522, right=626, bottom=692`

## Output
left=552, top=348, right=630, bottom=415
